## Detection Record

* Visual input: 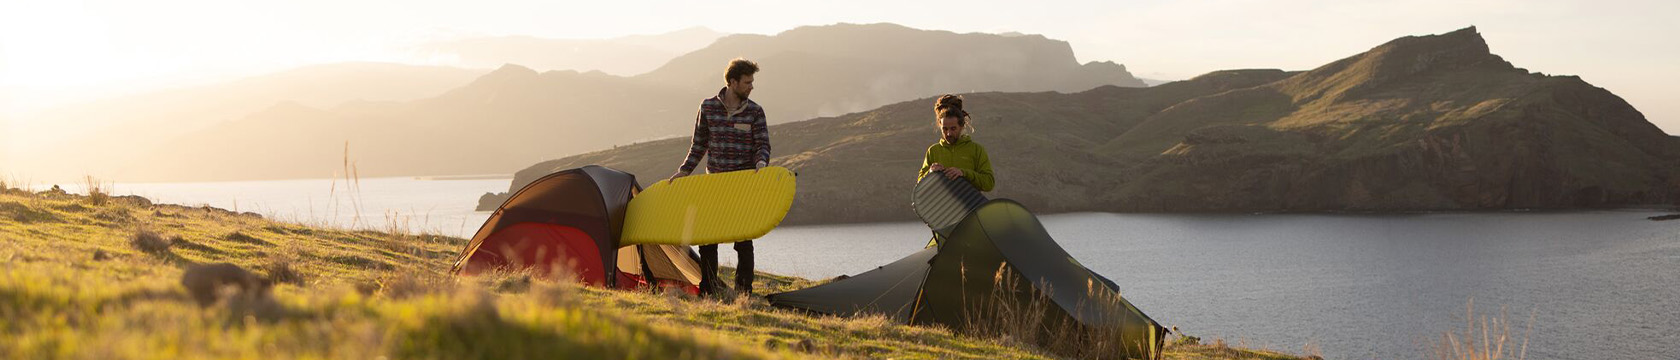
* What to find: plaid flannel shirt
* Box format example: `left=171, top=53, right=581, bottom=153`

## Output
left=678, top=87, right=771, bottom=173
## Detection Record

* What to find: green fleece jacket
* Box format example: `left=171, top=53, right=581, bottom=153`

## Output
left=917, top=135, right=995, bottom=191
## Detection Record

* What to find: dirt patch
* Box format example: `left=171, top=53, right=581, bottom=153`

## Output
left=326, top=254, right=395, bottom=271
left=1, top=201, right=62, bottom=223
left=224, top=231, right=271, bottom=245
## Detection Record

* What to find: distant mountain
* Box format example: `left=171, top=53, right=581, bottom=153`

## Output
left=415, top=27, right=725, bottom=76
left=112, top=23, right=1146, bottom=182
left=1096, top=26, right=1680, bottom=211
left=1140, top=78, right=1174, bottom=87
left=129, top=65, right=693, bottom=181
left=10, top=62, right=484, bottom=182
left=488, top=27, right=1680, bottom=222
left=638, top=23, right=1146, bottom=121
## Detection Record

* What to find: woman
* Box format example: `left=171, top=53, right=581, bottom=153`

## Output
left=917, top=94, right=994, bottom=192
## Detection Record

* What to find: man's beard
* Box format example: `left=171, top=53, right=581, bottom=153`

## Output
left=733, top=88, right=750, bottom=102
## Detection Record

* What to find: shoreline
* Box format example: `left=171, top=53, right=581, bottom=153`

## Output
left=772, top=206, right=1680, bottom=227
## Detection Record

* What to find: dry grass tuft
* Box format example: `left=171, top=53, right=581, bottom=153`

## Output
left=484, top=272, right=534, bottom=294
left=92, top=205, right=135, bottom=224
left=531, top=279, right=582, bottom=308
left=215, top=285, right=286, bottom=323
left=1302, top=340, right=1324, bottom=359
left=82, top=175, right=111, bottom=206
left=129, top=228, right=175, bottom=254
left=955, top=263, right=1173, bottom=359
left=1429, top=298, right=1532, bottom=360
left=263, top=252, right=307, bottom=285
left=379, top=270, right=459, bottom=299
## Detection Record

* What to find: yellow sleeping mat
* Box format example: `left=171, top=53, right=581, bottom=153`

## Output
left=621, top=166, right=796, bottom=245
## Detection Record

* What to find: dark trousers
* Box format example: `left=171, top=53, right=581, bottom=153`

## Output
left=698, top=240, right=754, bottom=295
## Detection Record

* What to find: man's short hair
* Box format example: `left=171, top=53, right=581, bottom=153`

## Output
left=724, top=58, right=759, bottom=83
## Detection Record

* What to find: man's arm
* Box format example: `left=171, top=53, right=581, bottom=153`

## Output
left=677, top=105, right=710, bottom=174
left=751, top=108, right=770, bottom=168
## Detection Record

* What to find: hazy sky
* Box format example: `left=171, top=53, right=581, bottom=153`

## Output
left=2, top=0, right=1676, bottom=133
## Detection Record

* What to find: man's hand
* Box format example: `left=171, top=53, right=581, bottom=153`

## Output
left=754, top=161, right=768, bottom=173
left=929, top=163, right=945, bottom=172
left=942, top=167, right=964, bottom=180
left=667, top=170, right=691, bottom=184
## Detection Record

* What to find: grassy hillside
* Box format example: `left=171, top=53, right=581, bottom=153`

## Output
left=0, top=184, right=1305, bottom=359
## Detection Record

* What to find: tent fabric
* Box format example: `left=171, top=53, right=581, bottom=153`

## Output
left=912, top=199, right=1164, bottom=358
left=764, top=245, right=937, bottom=322
left=457, top=222, right=607, bottom=284
left=454, top=167, right=616, bottom=279
left=618, top=244, right=704, bottom=286
left=580, top=166, right=638, bottom=238
left=453, top=165, right=701, bottom=293
left=768, top=199, right=1164, bottom=359
left=917, top=199, right=1147, bottom=326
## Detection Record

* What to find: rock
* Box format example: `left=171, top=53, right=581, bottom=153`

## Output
left=114, top=195, right=153, bottom=207
left=130, top=229, right=175, bottom=254
left=180, top=263, right=272, bottom=307
left=477, top=192, right=508, bottom=211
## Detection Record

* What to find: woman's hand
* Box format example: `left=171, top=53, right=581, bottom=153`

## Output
left=929, top=163, right=945, bottom=172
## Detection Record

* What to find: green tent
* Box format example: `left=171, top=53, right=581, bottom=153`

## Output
left=769, top=199, right=1165, bottom=359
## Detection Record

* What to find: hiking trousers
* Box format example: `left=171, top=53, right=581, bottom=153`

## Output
left=698, top=240, right=754, bottom=295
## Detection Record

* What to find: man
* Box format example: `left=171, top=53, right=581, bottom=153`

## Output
left=668, top=58, right=769, bottom=297
left=918, top=94, right=994, bottom=192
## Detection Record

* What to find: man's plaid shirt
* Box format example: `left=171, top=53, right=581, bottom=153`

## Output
left=679, top=87, right=771, bottom=173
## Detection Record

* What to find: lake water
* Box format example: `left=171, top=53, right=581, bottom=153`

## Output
left=85, top=178, right=1680, bottom=359
left=93, top=177, right=505, bottom=237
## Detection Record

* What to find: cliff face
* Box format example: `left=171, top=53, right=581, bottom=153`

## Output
left=1103, top=27, right=1680, bottom=211
left=489, top=27, right=1680, bottom=223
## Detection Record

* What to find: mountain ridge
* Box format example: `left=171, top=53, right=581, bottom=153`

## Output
left=485, top=27, right=1680, bottom=222
left=101, top=23, right=1147, bottom=182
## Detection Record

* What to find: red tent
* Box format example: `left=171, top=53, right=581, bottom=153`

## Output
left=452, top=166, right=701, bottom=293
